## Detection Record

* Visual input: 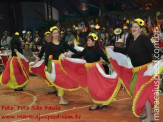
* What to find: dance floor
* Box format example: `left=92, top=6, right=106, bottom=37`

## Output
left=0, top=76, right=163, bottom=122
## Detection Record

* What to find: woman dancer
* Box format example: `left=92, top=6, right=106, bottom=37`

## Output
left=108, top=18, right=163, bottom=122
left=30, top=31, right=57, bottom=94
left=64, top=33, right=118, bottom=110
left=0, top=32, right=29, bottom=91
left=44, top=26, right=80, bottom=104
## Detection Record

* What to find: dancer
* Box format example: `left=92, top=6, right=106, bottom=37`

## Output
left=30, top=31, right=57, bottom=94
left=107, top=18, right=163, bottom=122
left=64, top=33, right=120, bottom=110
left=44, top=26, right=80, bottom=105
left=0, top=32, right=29, bottom=91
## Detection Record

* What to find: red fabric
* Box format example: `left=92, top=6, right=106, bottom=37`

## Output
left=0, top=55, right=9, bottom=67
left=1, top=59, right=11, bottom=84
left=87, top=64, right=119, bottom=101
left=12, top=58, right=27, bottom=85
left=134, top=80, right=154, bottom=116
left=98, top=40, right=104, bottom=50
left=21, top=59, right=29, bottom=78
left=30, top=61, right=53, bottom=86
left=110, top=58, right=133, bottom=91
left=60, top=59, right=87, bottom=88
left=158, top=42, right=163, bottom=48
left=1, top=57, right=29, bottom=87
left=133, top=67, right=154, bottom=116
left=54, top=63, right=79, bottom=89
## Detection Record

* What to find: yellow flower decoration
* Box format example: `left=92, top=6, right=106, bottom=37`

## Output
left=50, top=26, right=59, bottom=32
left=88, top=33, right=98, bottom=41
left=134, top=18, right=145, bottom=26
left=44, top=31, right=51, bottom=36
left=15, top=32, right=19, bottom=36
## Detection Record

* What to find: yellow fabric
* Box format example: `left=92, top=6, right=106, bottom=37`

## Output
left=74, top=39, right=78, bottom=47
left=132, top=62, right=152, bottom=72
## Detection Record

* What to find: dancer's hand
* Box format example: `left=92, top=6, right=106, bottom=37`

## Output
left=30, top=63, right=35, bottom=66
left=64, top=54, right=71, bottom=58
left=44, top=66, right=48, bottom=72
left=107, top=46, right=114, bottom=50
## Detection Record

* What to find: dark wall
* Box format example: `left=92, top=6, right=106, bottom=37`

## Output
left=21, top=2, right=46, bottom=30
left=0, top=1, right=46, bottom=40
left=0, top=2, right=11, bottom=38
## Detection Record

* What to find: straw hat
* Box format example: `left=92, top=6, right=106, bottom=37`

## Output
left=67, top=28, right=71, bottom=32
left=90, top=25, right=95, bottom=28
left=150, top=37, right=157, bottom=44
left=75, top=27, right=79, bottom=30
left=61, top=31, right=64, bottom=34
left=25, top=42, right=29, bottom=45
left=102, top=27, right=106, bottom=30
left=117, top=39, right=124, bottom=43
left=22, top=30, right=26, bottom=34
left=27, top=31, right=31, bottom=34
left=123, top=26, right=128, bottom=30
left=114, top=28, right=122, bottom=35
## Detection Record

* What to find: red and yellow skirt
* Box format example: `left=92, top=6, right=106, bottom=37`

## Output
left=106, top=48, right=163, bottom=117
left=59, top=54, right=121, bottom=105
left=0, top=53, right=29, bottom=89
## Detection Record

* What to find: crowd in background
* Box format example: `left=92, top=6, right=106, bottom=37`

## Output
left=0, top=19, right=163, bottom=62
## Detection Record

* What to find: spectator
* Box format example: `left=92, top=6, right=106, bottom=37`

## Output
left=23, top=42, right=35, bottom=62
left=1, top=31, right=11, bottom=49
left=65, top=28, right=75, bottom=47
left=121, top=26, right=129, bottom=47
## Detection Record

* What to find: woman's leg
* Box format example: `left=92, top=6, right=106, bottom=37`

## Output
left=58, top=89, right=69, bottom=105
left=142, top=100, right=153, bottom=122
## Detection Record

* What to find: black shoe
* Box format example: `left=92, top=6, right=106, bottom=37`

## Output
left=14, top=88, right=24, bottom=91
left=89, top=106, right=100, bottom=111
left=99, top=105, right=107, bottom=109
left=48, top=90, right=57, bottom=95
